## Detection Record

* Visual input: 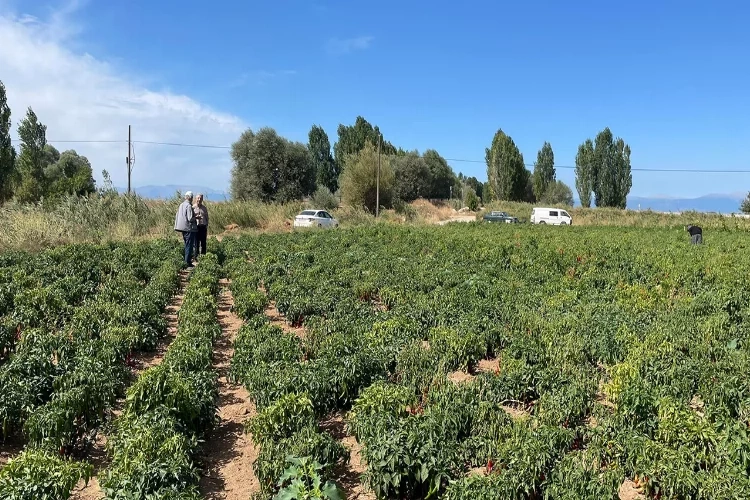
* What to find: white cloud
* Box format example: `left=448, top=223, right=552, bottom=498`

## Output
left=326, top=36, right=374, bottom=55
left=0, top=5, right=247, bottom=191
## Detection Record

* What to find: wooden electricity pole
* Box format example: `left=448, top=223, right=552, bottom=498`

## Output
left=126, top=125, right=133, bottom=194
left=376, top=133, right=381, bottom=217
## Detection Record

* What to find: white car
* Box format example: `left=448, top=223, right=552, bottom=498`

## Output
left=530, top=207, right=572, bottom=225
left=293, top=209, right=339, bottom=228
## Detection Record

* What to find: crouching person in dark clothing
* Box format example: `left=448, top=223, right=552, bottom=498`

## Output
left=687, top=224, right=703, bottom=245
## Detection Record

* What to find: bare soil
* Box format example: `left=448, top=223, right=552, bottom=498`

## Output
left=133, top=269, right=190, bottom=372
left=448, top=370, right=475, bottom=384
left=618, top=479, right=646, bottom=500
left=70, top=269, right=190, bottom=500
left=501, top=404, right=530, bottom=420
left=69, top=434, right=107, bottom=500
left=199, top=280, right=260, bottom=500
left=319, top=413, right=375, bottom=500
left=467, top=466, right=488, bottom=477
left=0, top=440, right=23, bottom=468
left=477, top=357, right=500, bottom=373
left=436, top=215, right=477, bottom=225
left=264, top=300, right=307, bottom=339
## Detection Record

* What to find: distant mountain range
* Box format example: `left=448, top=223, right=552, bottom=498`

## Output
left=118, top=185, right=747, bottom=214
left=117, top=185, right=228, bottom=201
left=623, top=193, right=746, bottom=214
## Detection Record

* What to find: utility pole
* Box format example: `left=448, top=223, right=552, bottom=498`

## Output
left=376, top=133, right=381, bottom=217
left=126, top=125, right=133, bottom=194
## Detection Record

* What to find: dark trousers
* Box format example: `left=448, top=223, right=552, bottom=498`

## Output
left=182, top=231, right=196, bottom=264
left=195, top=225, right=208, bottom=255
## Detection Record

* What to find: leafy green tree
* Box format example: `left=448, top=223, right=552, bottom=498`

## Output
left=464, top=176, right=483, bottom=200
left=333, top=116, right=396, bottom=173
left=465, top=190, right=480, bottom=211
left=43, top=144, right=60, bottom=168
left=592, top=128, right=632, bottom=208
left=485, top=129, right=526, bottom=201
left=532, top=142, right=555, bottom=200
left=311, top=186, right=338, bottom=210
left=482, top=182, right=494, bottom=204
left=277, top=141, right=315, bottom=203
left=393, top=152, right=431, bottom=202
left=45, top=150, right=96, bottom=198
left=423, top=150, right=455, bottom=199
left=230, top=128, right=315, bottom=202
left=0, top=81, right=16, bottom=204
left=230, top=129, right=256, bottom=200
left=541, top=180, right=574, bottom=206
left=522, top=168, right=536, bottom=203
left=231, top=128, right=282, bottom=202
left=740, top=193, right=750, bottom=214
left=575, top=139, right=595, bottom=208
left=308, top=125, right=337, bottom=193
left=15, top=107, right=48, bottom=203
left=340, top=141, right=394, bottom=213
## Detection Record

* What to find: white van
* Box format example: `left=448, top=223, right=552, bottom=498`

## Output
left=530, top=207, right=572, bottom=225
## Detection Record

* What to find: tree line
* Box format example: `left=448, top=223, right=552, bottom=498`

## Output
left=484, top=127, right=633, bottom=209
left=230, top=116, right=476, bottom=212
left=230, top=119, right=632, bottom=213
left=0, top=81, right=96, bottom=205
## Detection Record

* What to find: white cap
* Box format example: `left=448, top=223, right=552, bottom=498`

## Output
left=185, top=191, right=193, bottom=198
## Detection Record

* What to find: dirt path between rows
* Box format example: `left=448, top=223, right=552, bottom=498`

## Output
left=133, top=269, right=190, bottom=372
left=199, top=279, right=259, bottom=500
left=320, top=413, right=375, bottom=500
left=0, top=441, right=23, bottom=468
left=70, top=269, right=190, bottom=500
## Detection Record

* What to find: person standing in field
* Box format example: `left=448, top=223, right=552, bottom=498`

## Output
left=686, top=224, right=703, bottom=245
left=174, top=191, right=198, bottom=268
left=193, top=193, right=209, bottom=257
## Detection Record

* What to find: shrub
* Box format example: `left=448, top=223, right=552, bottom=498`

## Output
left=273, top=456, right=345, bottom=500
left=233, top=289, right=269, bottom=320
left=310, top=186, right=339, bottom=211
left=0, top=449, right=92, bottom=500
left=340, top=142, right=394, bottom=213
left=254, top=426, right=348, bottom=497
left=466, top=190, right=480, bottom=211
left=543, top=451, right=624, bottom=500
left=428, top=327, right=486, bottom=372
left=125, top=365, right=218, bottom=435
left=100, top=410, right=199, bottom=498
left=246, top=393, right=316, bottom=445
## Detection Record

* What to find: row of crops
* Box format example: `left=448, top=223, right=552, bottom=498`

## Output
left=0, top=241, right=201, bottom=498
left=100, top=252, right=222, bottom=498
left=224, top=224, right=750, bottom=499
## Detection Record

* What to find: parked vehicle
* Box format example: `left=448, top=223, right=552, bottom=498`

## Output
left=293, top=209, right=339, bottom=228
left=530, top=207, right=572, bottom=225
left=482, top=211, right=519, bottom=224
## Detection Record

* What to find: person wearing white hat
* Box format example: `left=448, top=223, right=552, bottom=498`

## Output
left=174, top=191, right=198, bottom=267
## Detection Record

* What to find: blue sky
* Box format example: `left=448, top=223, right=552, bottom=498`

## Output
left=2, top=0, right=750, bottom=197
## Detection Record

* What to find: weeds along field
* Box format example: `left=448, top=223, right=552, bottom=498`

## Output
left=224, top=224, right=750, bottom=499
left=0, top=240, right=191, bottom=498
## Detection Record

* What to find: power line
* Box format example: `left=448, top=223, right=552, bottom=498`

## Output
left=133, top=140, right=230, bottom=149
left=9, top=139, right=124, bottom=143
left=8, top=137, right=750, bottom=174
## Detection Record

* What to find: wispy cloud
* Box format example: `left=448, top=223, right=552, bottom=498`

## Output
left=326, top=36, right=374, bottom=55
left=0, top=5, right=247, bottom=190
left=228, top=69, right=297, bottom=88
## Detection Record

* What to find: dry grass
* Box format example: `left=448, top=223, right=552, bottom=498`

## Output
left=479, top=201, right=750, bottom=230
left=2, top=194, right=749, bottom=252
